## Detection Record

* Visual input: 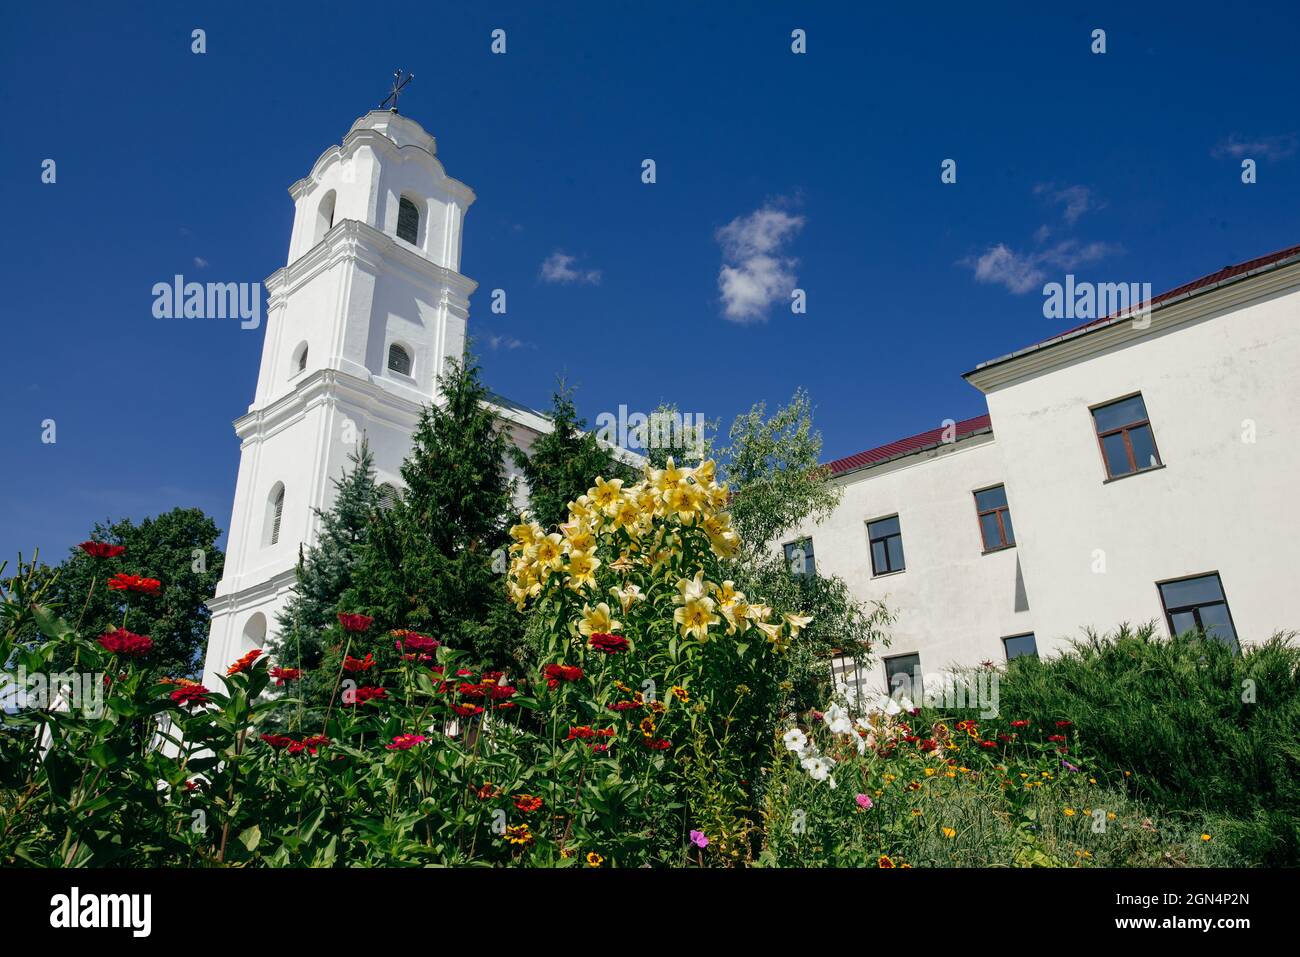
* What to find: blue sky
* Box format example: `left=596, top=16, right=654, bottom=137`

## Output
left=2, top=1, right=1297, bottom=565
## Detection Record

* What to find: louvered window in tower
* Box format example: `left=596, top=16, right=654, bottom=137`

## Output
left=270, top=487, right=284, bottom=545
left=397, top=197, right=420, bottom=244
left=388, top=344, right=411, bottom=376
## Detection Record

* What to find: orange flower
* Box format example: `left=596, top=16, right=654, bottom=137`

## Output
left=107, top=573, right=161, bottom=594
left=227, top=649, right=262, bottom=675
left=513, top=794, right=543, bottom=813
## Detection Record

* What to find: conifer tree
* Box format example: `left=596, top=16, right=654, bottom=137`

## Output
left=510, top=382, right=632, bottom=530
left=268, top=440, right=382, bottom=706
left=342, top=356, right=523, bottom=668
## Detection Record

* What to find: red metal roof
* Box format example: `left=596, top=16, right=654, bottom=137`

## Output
left=826, top=414, right=992, bottom=476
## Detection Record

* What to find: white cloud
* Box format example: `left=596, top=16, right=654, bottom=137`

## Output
left=1035, top=183, right=1101, bottom=225
left=967, top=239, right=1120, bottom=294
left=487, top=334, right=525, bottom=351
left=1213, top=133, right=1298, bottom=160
left=715, top=204, right=805, bottom=322
left=539, top=250, right=601, bottom=285
left=193, top=256, right=209, bottom=269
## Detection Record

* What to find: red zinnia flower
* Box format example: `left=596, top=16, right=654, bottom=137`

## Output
left=79, top=541, right=126, bottom=559
left=589, top=633, right=629, bottom=654
left=97, top=628, right=153, bottom=657
left=979, top=740, right=997, bottom=749
left=269, top=666, right=301, bottom=685
left=1055, top=720, right=1073, bottom=728
left=170, top=684, right=210, bottom=707
left=589, top=743, right=610, bottom=753
left=226, top=649, right=262, bottom=676
left=513, top=794, right=543, bottom=813
left=351, top=686, right=387, bottom=705
left=451, top=703, right=484, bottom=717
left=643, top=737, right=672, bottom=751
left=342, top=653, right=376, bottom=673
left=387, top=734, right=427, bottom=751
left=392, top=630, right=440, bottom=653
left=108, top=573, right=161, bottom=594
left=1048, top=734, right=1066, bottom=743
left=1010, top=719, right=1030, bottom=728
left=542, top=663, right=584, bottom=689
left=261, top=733, right=294, bottom=749
left=489, top=684, right=516, bottom=700
left=299, top=735, right=330, bottom=754
left=567, top=725, right=596, bottom=740
left=337, top=612, right=373, bottom=633
left=919, top=738, right=938, bottom=753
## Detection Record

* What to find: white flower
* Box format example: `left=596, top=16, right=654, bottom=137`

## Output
left=823, top=703, right=853, bottom=736
left=782, top=728, right=808, bottom=754
left=802, top=755, right=835, bottom=782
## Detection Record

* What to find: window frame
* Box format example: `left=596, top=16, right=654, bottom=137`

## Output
left=866, top=514, right=905, bottom=577
left=387, top=342, right=413, bottom=377
left=973, top=483, right=1015, bottom=552
left=1090, top=392, right=1164, bottom=480
left=1001, top=632, right=1038, bottom=661
left=882, top=652, right=922, bottom=699
left=782, top=537, right=815, bottom=577
left=396, top=195, right=421, bottom=246
left=1156, top=572, right=1239, bottom=650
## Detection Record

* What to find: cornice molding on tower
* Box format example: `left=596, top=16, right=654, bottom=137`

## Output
left=266, top=218, right=478, bottom=306
left=964, top=260, right=1300, bottom=393
left=288, top=125, right=475, bottom=210
left=209, top=564, right=299, bottom=609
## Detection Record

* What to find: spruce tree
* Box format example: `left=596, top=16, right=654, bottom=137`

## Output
left=269, top=440, right=381, bottom=706
left=342, top=356, right=523, bottom=668
left=510, top=382, right=632, bottom=529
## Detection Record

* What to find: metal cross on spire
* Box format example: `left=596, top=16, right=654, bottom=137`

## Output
left=379, top=69, right=414, bottom=112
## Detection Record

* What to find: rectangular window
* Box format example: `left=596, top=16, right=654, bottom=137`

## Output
left=1002, top=633, right=1038, bottom=661
left=1158, top=573, right=1238, bottom=649
left=783, top=538, right=815, bottom=577
left=883, top=652, right=922, bottom=699
left=867, top=515, right=905, bottom=576
left=1092, top=394, right=1162, bottom=479
left=974, top=485, right=1015, bottom=551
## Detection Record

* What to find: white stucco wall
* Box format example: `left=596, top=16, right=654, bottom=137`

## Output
left=787, top=260, right=1300, bottom=695
left=784, top=431, right=1034, bottom=695
left=980, top=272, right=1300, bottom=654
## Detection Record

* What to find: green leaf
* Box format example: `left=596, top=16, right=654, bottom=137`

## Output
left=238, top=824, right=262, bottom=853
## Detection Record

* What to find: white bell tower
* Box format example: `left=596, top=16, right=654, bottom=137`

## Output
left=200, top=109, right=480, bottom=685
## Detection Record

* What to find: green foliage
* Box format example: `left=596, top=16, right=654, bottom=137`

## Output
left=342, top=356, right=523, bottom=669
left=270, top=442, right=383, bottom=708
left=762, top=688, right=1228, bottom=868
left=988, top=624, right=1300, bottom=865
left=510, top=381, right=633, bottom=530
left=722, top=388, right=839, bottom=556
left=6, top=509, right=223, bottom=678
left=714, top=389, right=888, bottom=711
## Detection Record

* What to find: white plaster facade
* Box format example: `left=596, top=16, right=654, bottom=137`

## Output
left=201, top=111, right=550, bottom=687
left=784, top=249, right=1300, bottom=696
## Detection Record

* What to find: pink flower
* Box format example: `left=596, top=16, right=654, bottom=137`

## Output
left=855, top=793, right=873, bottom=810
left=386, top=734, right=427, bottom=751
left=689, top=830, right=709, bottom=849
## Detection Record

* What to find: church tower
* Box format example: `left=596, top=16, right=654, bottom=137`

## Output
left=201, top=109, right=514, bottom=685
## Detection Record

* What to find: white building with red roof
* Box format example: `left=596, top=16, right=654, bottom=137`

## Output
left=782, top=243, right=1300, bottom=696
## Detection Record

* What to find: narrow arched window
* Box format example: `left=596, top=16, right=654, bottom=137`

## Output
left=314, top=190, right=337, bottom=244
left=296, top=344, right=308, bottom=373
left=396, top=197, right=419, bottom=244
left=269, top=486, right=285, bottom=545
left=387, top=343, right=412, bottom=376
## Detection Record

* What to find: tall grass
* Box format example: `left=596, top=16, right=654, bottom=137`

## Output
left=989, top=624, right=1300, bottom=865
